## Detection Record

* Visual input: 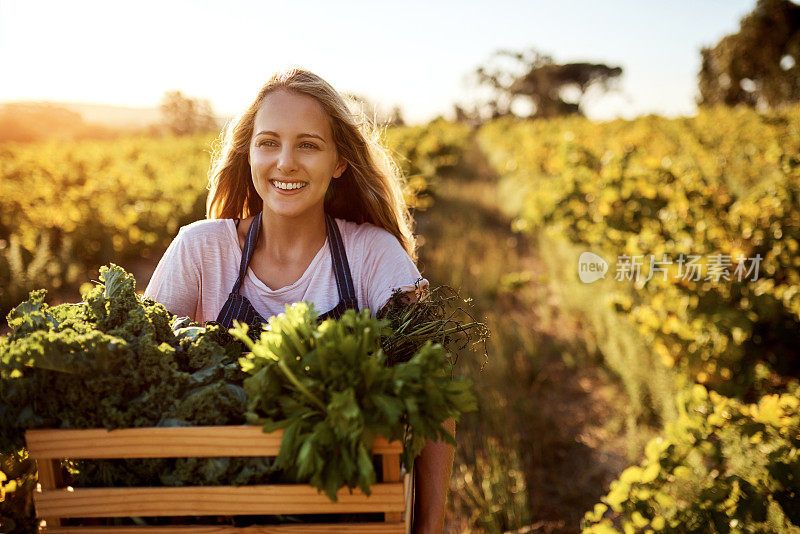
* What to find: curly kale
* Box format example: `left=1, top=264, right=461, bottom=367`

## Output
left=0, top=264, right=259, bottom=480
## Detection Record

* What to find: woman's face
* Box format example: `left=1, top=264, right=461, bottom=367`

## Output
left=249, top=89, right=346, bottom=220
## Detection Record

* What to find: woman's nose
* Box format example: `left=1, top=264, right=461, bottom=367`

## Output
left=277, top=146, right=298, bottom=174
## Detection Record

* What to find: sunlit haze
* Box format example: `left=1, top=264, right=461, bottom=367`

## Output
left=0, top=0, right=756, bottom=124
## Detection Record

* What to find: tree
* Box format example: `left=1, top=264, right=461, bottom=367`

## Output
left=470, top=47, right=623, bottom=120
left=698, top=0, right=800, bottom=109
left=387, top=105, right=406, bottom=127
left=452, top=103, right=482, bottom=127
left=159, top=90, right=218, bottom=135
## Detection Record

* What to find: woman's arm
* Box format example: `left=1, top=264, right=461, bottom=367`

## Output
left=377, top=290, right=456, bottom=533
left=413, top=417, right=456, bottom=534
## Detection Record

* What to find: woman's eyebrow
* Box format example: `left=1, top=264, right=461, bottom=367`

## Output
left=255, top=130, right=327, bottom=143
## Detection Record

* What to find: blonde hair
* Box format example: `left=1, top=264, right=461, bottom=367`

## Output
left=206, top=68, right=419, bottom=262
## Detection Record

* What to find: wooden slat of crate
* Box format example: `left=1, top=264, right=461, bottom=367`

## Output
left=42, top=524, right=405, bottom=533
left=35, top=483, right=405, bottom=517
left=28, top=426, right=410, bottom=532
left=381, top=454, right=402, bottom=523
left=26, top=426, right=401, bottom=459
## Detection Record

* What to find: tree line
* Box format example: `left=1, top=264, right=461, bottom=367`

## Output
left=458, top=0, right=799, bottom=123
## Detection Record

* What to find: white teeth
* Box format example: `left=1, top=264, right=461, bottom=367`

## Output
left=272, top=180, right=307, bottom=191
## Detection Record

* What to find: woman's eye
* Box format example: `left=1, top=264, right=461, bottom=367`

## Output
left=257, top=140, right=317, bottom=149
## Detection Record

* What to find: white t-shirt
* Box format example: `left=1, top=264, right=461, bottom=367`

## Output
left=143, top=217, right=428, bottom=323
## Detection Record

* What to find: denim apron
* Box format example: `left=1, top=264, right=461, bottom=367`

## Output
left=213, top=210, right=359, bottom=331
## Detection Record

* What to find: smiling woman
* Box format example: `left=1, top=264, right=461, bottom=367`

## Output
left=145, top=68, right=428, bottom=324
left=142, top=68, right=451, bottom=532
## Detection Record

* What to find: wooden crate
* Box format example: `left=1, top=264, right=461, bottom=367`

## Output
left=25, top=425, right=413, bottom=533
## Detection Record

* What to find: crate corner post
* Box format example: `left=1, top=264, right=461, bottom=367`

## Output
left=34, top=455, right=64, bottom=529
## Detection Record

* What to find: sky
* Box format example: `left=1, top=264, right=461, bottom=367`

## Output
left=0, top=0, right=758, bottom=124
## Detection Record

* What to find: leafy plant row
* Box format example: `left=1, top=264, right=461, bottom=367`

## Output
left=478, top=104, right=800, bottom=400
left=582, top=385, right=800, bottom=532
left=382, top=118, right=472, bottom=209
left=0, top=134, right=215, bottom=316
left=477, top=104, right=800, bottom=531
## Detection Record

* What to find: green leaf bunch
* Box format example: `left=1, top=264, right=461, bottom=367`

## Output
left=231, top=302, right=477, bottom=501
left=1, top=264, right=249, bottom=444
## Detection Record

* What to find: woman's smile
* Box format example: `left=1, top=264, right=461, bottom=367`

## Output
left=270, top=179, right=309, bottom=193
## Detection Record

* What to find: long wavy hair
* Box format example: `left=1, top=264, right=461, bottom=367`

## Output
left=206, top=68, right=418, bottom=262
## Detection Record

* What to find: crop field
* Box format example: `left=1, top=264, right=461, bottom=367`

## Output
left=2, top=105, right=799, bottom=532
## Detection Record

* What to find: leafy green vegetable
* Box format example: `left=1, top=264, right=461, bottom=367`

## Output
left=1, top=264, right=249, bottom=450
left=1, top=264, right=480, bottom=529
left=0, top=264, right=263, bottom=507
left=231, top=302, right=477, bottom=501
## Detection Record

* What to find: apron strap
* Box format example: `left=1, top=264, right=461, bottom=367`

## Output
left=228, top=211, right=358, bottom=311
left=230, top=211, right=262, bottom=296
left=325, top=214, right=359, bottom=310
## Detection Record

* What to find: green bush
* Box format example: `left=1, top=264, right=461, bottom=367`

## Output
left=582, top=384, right=800, bottom=533
left=478, top=106, right=800, bottom=402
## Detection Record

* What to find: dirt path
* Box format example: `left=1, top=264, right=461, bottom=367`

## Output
left=415, top=137, right=629, bottom=533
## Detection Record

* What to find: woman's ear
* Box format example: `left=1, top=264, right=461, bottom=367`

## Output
left=333, top=158, right=347, bottom=179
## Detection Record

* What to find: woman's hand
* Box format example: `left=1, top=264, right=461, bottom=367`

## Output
left=377, top=288, right=421, bottom=320
left=413, top=417, right=456, bottom=534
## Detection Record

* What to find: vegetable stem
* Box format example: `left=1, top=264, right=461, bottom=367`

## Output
left=277, top=359, right=327, bottom=413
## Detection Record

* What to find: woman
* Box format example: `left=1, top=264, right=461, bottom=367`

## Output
left=144, top=68, right=455, bottom=533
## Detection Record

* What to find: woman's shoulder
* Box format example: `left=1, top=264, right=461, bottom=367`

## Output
left=177, top=218, right=231, bottom=236
left=334, top=217, right=395, bottom=241
left=173, top=218, right=235, bottom=248
left=334, top=218, right=399, bottom=251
